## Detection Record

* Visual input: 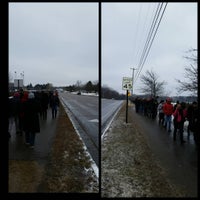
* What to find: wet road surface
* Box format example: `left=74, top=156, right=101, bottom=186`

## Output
left=130, top=104, right=198, bottom=197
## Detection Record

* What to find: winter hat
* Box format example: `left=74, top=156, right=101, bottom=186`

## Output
left=28, top=92, right=35, bottom=99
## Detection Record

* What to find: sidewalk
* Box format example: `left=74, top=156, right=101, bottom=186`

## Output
left=101, top=102, right=188, bottom=198
left=8, top=101, right=98, bottom=193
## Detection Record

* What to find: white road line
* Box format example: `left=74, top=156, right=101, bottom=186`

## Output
left=89, top=119, right=99, bottom=123
left=101, top=103, right=123, bottom=143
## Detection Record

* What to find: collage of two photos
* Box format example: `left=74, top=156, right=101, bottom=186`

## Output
left=8, top=2, right=198, bottom=198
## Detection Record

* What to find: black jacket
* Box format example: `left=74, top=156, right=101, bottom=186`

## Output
left=23, top=98, right=40, bottom=133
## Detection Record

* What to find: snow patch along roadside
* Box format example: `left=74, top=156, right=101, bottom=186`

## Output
left=59, top=97, right=99, bottom=179
left=101, top=102, right=124, bottom=143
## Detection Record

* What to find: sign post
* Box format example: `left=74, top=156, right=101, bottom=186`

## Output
left=122, top=77, right=133, bottom=123
left=14, top=79, right=23, bottom=90
left=126, top=90, right=129, bottom=123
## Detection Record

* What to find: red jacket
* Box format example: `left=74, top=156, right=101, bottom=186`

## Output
left=173, top=108, right=187, bottom=123
left=163, top=102, right=173, bottom=116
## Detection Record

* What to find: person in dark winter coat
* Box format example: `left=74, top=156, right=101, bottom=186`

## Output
left=18, top=90, right=29, bottom=135
left=12, top=92, right=21, bottom=133
left=23, top=92, right=40, bottom=148
left=50, top=91, right=59, bottom=119
left=41, top=91, right=49, bottom=120
left=187, top=102, right=198, bottom=146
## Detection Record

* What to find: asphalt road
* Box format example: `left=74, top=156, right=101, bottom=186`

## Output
left=59, top=92, right=99, bottom=167
left=101, top=99, right=124, bottom=136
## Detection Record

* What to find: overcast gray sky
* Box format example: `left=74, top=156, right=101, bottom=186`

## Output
left=102, top=2, right=197, bottom=96
left=9, top=3, right=98, bottom=87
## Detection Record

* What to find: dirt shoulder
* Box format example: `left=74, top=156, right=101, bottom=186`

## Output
left=101, top=102, right=185, bottom=198
left=37, top=101, right=99, bottom=193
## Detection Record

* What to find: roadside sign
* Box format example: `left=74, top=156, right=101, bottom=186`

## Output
left=14, top=79, right=23, bottom=88
left=122, top=77, right=133, bottom=90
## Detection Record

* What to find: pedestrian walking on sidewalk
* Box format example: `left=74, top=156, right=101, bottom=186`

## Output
left=157, top=100, right=165, bottom=126
left=163, top=97, right=173, bottom=132
left=41, top=91, right=49, bottom=120
left=50, top=91, right=59, bottom=119
left=187, top=101, right=198, bottom=146
left=173, top=103, right=187, bottom=143
left=23, top=92, right=40, bottom=148
left=18, top=89, right=28, bottom=135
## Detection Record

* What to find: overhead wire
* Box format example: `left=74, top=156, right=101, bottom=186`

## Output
left=134, top=2, right=168, bottom=83
left=130, top=3, right=142, bottom=66
left=134, top=3, right=153, bottom=67
left=134, top=2, right=162, bottom=82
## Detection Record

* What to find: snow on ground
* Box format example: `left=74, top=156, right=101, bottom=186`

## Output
left=101, top=104, right=186, bottom=198
left=65, top=91, right=99, bottom=96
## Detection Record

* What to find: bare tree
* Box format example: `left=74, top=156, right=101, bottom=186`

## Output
left=176, top=48, right=197, bottom=95
left=75, top=80, right=82, bottom=91
left=140, top=69, right=167, bottom=97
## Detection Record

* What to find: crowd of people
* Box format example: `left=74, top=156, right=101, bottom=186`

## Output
left=8, top=89, right=60, bottom=148
left=8, top=91, right=198, bottom=147
left=132, top=97, right=198, bottom=145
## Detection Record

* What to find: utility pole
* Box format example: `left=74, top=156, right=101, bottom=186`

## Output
left=130, top=68, right=137, bottom=96
left=22, top=71, right=24, bottom=88
left=20, top=71, right=25, bottom=88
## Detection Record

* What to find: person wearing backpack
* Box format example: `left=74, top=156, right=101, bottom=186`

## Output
left=173, top=102, right=187, bottom=144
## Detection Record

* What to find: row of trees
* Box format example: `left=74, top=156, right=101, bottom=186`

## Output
left=9, top=78, right=99, bottom=94
left=26, top=83, right=53, bottom=90
left=26, top=80, right=99, bottom=93
left=65, top=80, right=99, bottom=93
left=102, top=86, right=126, bottom=100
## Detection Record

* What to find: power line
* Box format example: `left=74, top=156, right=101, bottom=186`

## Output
left=135, top=2, right=162, bottom=82
left=134, top=3, right=168, bottom=83
left=135, top=3, right=158, bottom=68
left=131, top=3, right=142, bottom=66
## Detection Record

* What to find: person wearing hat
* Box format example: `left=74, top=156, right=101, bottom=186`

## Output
left=163, top=97, right=174, bottom=132
left=23, top=92, right=40, bottom=148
